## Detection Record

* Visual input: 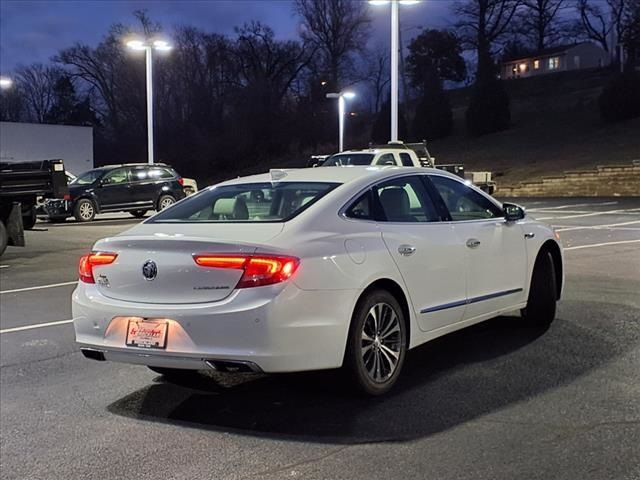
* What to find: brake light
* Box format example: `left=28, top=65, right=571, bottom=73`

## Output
left=63, top=194, right=71, bottom=201
left=193, top=254, right=300, bottom=288
left=79, top=252, right=118, bottom=283
left=177, top=177, right=184, bottom=186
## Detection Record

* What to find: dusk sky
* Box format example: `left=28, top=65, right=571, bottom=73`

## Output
left=0, top=0, right=452, bottom=72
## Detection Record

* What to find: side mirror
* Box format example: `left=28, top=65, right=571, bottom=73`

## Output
left=503, top=202, right=525, bottom=222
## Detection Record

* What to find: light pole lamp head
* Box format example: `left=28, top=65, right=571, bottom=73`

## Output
left=326, top=93, right=340, bottom=99
left=342, top=91, right=356, bottom=99
left=0, top=76, right=13, bottom=89
left=152, top=40, right=172, bottom=51
left=126, top=38, right=172, bottom=51
left=369, top=0, right=421, bottom=4
left=126, top=39, right=147, bottom=51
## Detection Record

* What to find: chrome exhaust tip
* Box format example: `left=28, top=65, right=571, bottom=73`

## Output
left=205, top=359, right=262, bottom=373
left=80, top=348, right=106, bottom=361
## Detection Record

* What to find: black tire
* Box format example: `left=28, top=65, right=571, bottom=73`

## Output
left=73, top=198, right=96, bottom=222
left=344, top=289, right=407, bottom=396
left=130, top=210, right=148, bottom=218
left=0, top=221, right=8, bottom=256
left=157, top=194, right=175, bottom=211
left=22, top=208, right=36, bottom=230
left=521, top=250, right=557, bottom=326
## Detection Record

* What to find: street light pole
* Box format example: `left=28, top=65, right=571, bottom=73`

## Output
left=327, top=91, right=356, bottom=152
left=390, top=0, right=399, bottom=142
left=126, top=39, right=172, bottom=165
left=369, top=0, right=420, bottom=143
left=145, top=46, right=154, bottom=165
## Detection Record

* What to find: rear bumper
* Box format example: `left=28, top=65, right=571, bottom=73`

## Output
left=72, top=283, right=358, bottom=373
left=42, top=199, right=71, bottom=218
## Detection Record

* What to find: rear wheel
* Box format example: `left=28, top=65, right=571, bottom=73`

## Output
left=344, top=290, right=407, bottom=396
left=74, top=199, right=96, bottom=222
left=130, top=209, right=147, bottom=218
left=157, top=195, right=175, bottom=211
left=521, top=250, right=557, bottom=326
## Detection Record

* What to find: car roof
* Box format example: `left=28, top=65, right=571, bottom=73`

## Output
left=97, top=163, right=171, bottom=169
left=217, top=166, right=459, bottom=189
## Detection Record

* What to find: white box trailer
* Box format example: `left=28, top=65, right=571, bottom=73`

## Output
left=0, top=122, right=93, bottom=176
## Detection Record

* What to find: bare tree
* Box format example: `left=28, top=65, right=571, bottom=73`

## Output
left=367, top=47, right=390, bottom=114
left=577, top=0, right=618, bottom=52
left=519, top=0, right=568, bottom=50
left=454, top=0, right=522, bottom=80
left=14, top=64, right=61, bottom=122
left=293, top=0, right=371, bottom=89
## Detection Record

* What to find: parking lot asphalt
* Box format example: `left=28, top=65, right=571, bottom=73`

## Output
left=1, top=199, right=639, bottom=480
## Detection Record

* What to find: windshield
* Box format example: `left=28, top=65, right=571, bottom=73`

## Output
left=149, top=181, right=340, bottom=223
left=71, top=169, right=104, bottom=185
left=323, top=153, right=374, bottom=166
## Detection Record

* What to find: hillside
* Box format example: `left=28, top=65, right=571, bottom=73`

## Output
left=430, top=68, right=640, bottom=186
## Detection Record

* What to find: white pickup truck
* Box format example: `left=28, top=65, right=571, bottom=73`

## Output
left=313, top=142, right=496, bottom=194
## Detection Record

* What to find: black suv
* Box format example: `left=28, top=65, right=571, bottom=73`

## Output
left=44, top=163, right=186, bottom=222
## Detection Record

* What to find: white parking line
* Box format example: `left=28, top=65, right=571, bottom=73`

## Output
left=556, top=220, right=640, bottom=232
left=564, top=239, right=640, bottom=251
left=0, top=281, right=78, bottom=295
left=0, top=265, right=9, bottom=269
left=532, top=210, right=592, bottom=215
left=528, top=202, right=618, bottom=211
left=537, top=208, right=640, bottom=221
left=0, top=319, right=74, bottom=334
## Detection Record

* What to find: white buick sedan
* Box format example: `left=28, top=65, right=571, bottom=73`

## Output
left=73, top=167, right=563, bottom=395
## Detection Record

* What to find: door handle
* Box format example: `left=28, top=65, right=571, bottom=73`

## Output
left=398, top=245, right=416, bottom=256
left=466, top=238, right=481, bottom=249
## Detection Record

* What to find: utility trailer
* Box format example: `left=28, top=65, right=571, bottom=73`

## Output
left=0, top=159, right=68, bottom=256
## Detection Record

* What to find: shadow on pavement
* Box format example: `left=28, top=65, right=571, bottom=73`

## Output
left=108, top=314, right=620, bottom=444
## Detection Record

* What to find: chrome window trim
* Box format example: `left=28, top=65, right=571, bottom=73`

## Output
left=337, top=171, right=511, bottom=225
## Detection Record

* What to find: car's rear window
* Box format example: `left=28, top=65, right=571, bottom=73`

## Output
left=323, top=154, right=374, bottom=166
left=149, top=182, right=340, bottom=223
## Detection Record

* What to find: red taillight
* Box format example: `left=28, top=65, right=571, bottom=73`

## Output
left=78, top=252, right=118, bottom=283
left=63, top=194, right=71, bottom=201
left=193, top=254, right=300, bottom=288
left=177, top=177, right=184, bottom=186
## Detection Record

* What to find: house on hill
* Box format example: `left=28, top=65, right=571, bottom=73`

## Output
left=501, top=42, right=609, bottom=79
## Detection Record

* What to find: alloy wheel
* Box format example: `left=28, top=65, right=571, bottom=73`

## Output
left=159, top=197, right=175, bottom=210
left=360, top=302, right=402, bottom=383
left=79, top=202, right=94, bottom=220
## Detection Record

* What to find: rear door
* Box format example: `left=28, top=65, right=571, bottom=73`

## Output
left=128, top=166, right=160, bottom=209
left=96, top=167, right=132, bottom=209
left=427, top=175, right=528, bottom=320
left=374, top=174, right=467, bottom=332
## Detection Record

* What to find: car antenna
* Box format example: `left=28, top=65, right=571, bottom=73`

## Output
left=270, top=169, right=288, bottom=183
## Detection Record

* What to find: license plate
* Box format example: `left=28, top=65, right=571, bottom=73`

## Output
left=126, top=319, right=168, bottom=349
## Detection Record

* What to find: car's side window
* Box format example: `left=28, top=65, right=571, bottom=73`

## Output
left=344, top=190, right=375, bottom=220
left=429, top=175, right=503, bottom=221
left=101, top=168, right=129, bottom=185
left=375, top=153, right=396, bottom=166
left=374, top=176, right=439, bottom=222
left=148, top=168, right=174, bottom=179
left=130, top=168, right=148, bottom=182
left=399, top=153, right=413, bottom=166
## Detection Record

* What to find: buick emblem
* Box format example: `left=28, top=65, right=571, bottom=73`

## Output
left=142, top=260, right=158, bottom=281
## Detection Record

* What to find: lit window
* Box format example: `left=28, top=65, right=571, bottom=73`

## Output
left=548, top=57, right=560, bottom=70
left=519, top=63, right=527, bottom=72
left=533, top=59, right=540, bottom=69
